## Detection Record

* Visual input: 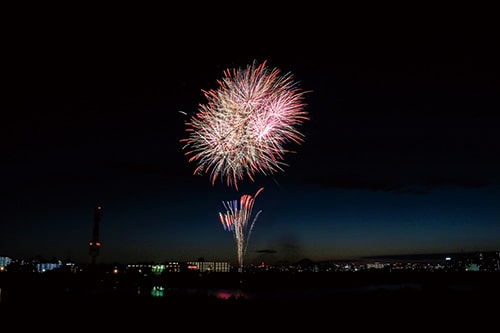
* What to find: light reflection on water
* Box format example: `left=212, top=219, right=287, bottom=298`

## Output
left=206, top=288, right=249, bottom=300
left=1, top=281, right=487, bottom=304
left=150, top=285, right=250, bottom=299
left=147, top=283, right=425, bottom=300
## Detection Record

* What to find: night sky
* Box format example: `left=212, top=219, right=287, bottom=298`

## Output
left=2, top=13, right=499, bottom=266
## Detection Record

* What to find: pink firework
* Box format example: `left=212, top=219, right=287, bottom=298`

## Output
left=181, top=60, right=309, bottom=190
left=219, top=187, right=264, bottom=268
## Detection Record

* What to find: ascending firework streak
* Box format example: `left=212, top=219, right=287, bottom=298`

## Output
left=219, top=187, right=264, bottom=269
left=181, top=60, right=309, bottom=190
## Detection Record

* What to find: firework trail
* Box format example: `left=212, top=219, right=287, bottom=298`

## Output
left=181, top=60, right=309, bottom=190
left=219, top=187, right=264, bottom=269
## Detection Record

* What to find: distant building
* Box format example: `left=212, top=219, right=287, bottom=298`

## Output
left=366, top=262, right=385, bottom=270
left=185, top=260, right=231, bottom=273
left=36, top=261, right=62, bottom=272
left=0, top=256, right=12, bottom=270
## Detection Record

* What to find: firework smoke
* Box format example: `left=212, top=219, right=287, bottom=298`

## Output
left=219, top=187, right=264, bottom=269
left=181, top=60, right=309, bottom=190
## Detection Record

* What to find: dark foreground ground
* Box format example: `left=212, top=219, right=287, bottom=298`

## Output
left=1, top=270, right=499, bottom=329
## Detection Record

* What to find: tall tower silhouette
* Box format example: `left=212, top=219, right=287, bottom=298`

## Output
left=89, top=205, right=102, bottom=264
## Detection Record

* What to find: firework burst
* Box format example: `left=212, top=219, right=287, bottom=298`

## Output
left=181, top=60, right=309, bottom=190
left=219, top=187, right=264, bottom=269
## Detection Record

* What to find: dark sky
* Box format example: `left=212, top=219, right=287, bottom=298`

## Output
left=2, top=12, right=499, bottom=266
